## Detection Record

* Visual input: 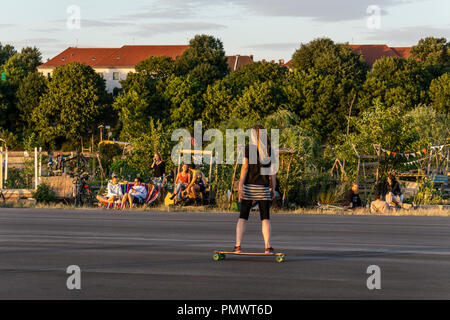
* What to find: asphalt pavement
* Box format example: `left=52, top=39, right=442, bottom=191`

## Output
left=0, top=207, right=449, bottom=299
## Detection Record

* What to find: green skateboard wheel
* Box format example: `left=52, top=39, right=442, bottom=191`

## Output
left=220, top=253, right=226, bottom=260
left=276, top=255, right=284, bottom=263
left=213, top=253, right=221, bottom=261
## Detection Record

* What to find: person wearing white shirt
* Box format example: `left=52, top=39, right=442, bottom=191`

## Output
left=96, top=173, right=123, bottom=204
left=121, top=177, right=148, bottom=209
left=370, top=191, right=390, bottom=214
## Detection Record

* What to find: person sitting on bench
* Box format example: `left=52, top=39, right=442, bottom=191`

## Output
left=121, top=177, right=147, bottom=209
left=97, top=173, right=123, bottom=204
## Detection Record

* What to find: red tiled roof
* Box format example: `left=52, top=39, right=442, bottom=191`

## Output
left=39, top=45, right=189, bottom=68
left=39, top=45, right=256, bottom=72
left=99, top=45, right=189, bottom=67
left=38, top=47, right=119, bottom=68
left=227, top=55, right=254, bottom=71
left=39, top=46, right=254, bottom=72
left=390, top=47, right=412, bottom=59
left=349, top=45, right=402, bottom=65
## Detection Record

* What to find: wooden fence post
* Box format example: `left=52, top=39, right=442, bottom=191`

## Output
left=34, top=147, right=38, bottom=190
left=4, top=148, right=7, bottom=182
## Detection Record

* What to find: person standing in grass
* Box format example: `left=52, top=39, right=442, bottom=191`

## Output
left=235, top=124, right=277, bottom=254
left=151, top=152, right=166, bottom=184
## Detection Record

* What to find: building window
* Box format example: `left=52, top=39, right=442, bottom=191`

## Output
left=113, top=72, right=119, bottom=80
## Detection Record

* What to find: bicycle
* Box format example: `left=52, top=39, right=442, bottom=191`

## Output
left=72, top=171, right=94, bottom=207
left=0, top=188, right=5, bottom=205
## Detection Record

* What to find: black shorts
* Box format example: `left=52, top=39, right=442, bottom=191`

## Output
left=239, top=199, right=270, bottom=221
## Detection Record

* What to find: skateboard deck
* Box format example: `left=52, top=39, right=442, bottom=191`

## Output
left=213, top=250, right=285, bottom=262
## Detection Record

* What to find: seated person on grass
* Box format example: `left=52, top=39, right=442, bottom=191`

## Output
left=186, top=171, right=206, bottom=199
left=96, top=173, right=123, bottom=204
left=342, top=183, right=362, bottom=208
left=370, top=191, right=390, bottom=214
left=121, top=177, right=148, bottom=209
left=386, top=174, right=403, bottom=208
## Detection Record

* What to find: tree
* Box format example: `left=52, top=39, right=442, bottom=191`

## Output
left=202, top=62, right=288, bottom=129
left=16, top=72, right=48, bottom=135
left=284, top=70, right=358, bottom=143
left=359, top=57, right=433, bottom=111
left=334, top=102, right=449, bottom=175
left=224, top=61, right=288, bottom=94
left=134, top=56, right=179, bottom=80
left=335, top=101, right=416, bottom=174
left=178, top=34, right=229, bottom=85
left=290, top=38, right=369, bottom=84
left=113, top=90, right=150, bottom=140
left=288, top=38, right=369, bottom=142
left=32, top=62, right=112, bottom=148
left=0, top=80, right=18, bottom=132
left=160, top=75, right=204, bottom=129
left=410, top=37, right=449, bottom=74
left=2, top=47, right=42, bottom=84
left=429, top=72, right=450, bottom=114
left=405, top=105, right=449, bottom=147
left=125, top=118, right=173, bottom=176
left=202, top=80, right=236, bottom=129
left=232, top=80, right=286, bottom=122
left=0, top=43, right=16, bottom=66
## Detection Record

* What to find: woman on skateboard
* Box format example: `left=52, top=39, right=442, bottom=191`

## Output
left=235, top=124, right=277, bottom=254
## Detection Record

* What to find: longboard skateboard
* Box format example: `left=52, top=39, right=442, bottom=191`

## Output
left=213, top=250, right=286, bottom=263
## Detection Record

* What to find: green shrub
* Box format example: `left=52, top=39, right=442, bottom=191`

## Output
left=4, top=168, right=30, bottom=189
left=33, top=183, right=56, bottom=203
left=414, top=176, right=443, bottom=205
left=99, top=143, right=123, bottom=174
left=110, top=158, right=140, bottom=180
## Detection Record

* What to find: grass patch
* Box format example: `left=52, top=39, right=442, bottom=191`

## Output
left=2, top=200, right=450, bottom=217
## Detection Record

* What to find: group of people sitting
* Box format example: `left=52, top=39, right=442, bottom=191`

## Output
left=343, top=173, right=404, bottom=214
left=95, top=151, right=208, bottom=208
left=95, top=152, right=167, bottom=209
left=170, top=163, right=206, bottom=203
left=96, top=174, right=148, bottom=209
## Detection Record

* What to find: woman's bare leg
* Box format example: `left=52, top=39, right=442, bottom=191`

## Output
left=128, top=193, right=134, bottom=208
left=120, top=194, right=128, bottom=209
left=96, top=195, right=107, bottom=202
left=235, top=218, right=247, bottom=247
left=262, top=219, right=271, bottom=249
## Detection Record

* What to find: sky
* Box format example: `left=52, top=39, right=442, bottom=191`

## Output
left=1, top=0, right=449, bottom=62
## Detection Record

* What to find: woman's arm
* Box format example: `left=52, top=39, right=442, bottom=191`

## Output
left=187, top=174, right=195, bottom=189
left=239, top=157, right=249, bottom=200
left=270, top=174, right=276, bottom=200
